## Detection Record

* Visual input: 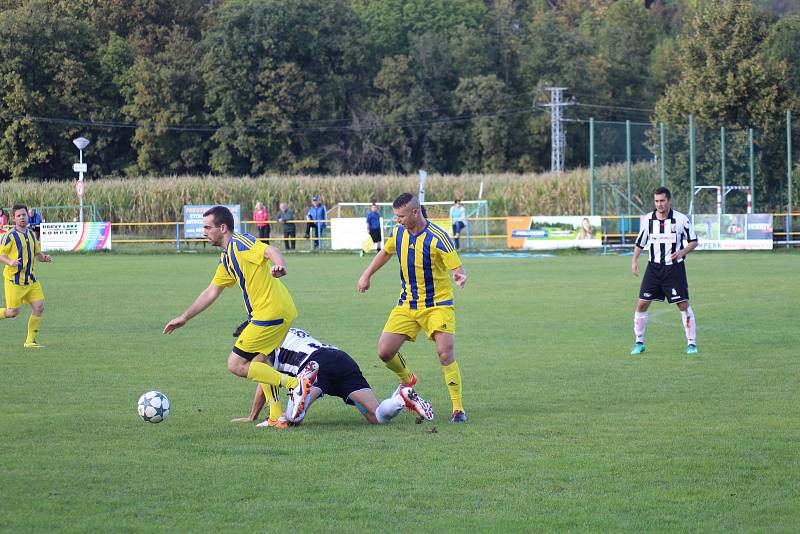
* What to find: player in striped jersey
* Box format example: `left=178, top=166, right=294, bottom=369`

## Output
left=0, top=204, right=52, bottom=348
left=357, top=193, right=469, bottom=423
left=631, top=187, right=699, bottom=355
left=164, top=206, right=301, bottom=425
left=231, top=327, right=433, bottom=427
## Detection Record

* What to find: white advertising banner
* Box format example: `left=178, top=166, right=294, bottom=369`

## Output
left=40, top=222, right=112, bottom=251
left=507, top=216, right=602, bottom=250
left=331, top=217, right=382, bottom=250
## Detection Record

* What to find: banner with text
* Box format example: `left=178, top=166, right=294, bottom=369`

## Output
left=507, top=216, right=602, bottom=249
left=183, top=205, right=240, bottom=238
left=693, top=213, right=773, bottom=250
left=41, top=222, right=112, bottom=251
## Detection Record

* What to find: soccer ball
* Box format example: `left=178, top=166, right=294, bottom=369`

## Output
left=137, top=391, right=170, bottom=423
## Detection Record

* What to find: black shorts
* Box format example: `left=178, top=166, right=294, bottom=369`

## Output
left=306, top=348, right=371, bottom=405
left=452, top=221, right=465, bottom=234
left=639, top=261, right=690, bottom=304
left=369, top=228, right=381, bottom=244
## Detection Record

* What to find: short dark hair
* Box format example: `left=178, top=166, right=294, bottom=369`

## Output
left=12, top=203, right=28, bottom=215
left=203, top=205, right=235, bottom=232
left=392, top=193, right=414, bottom=209
left=654, top=187, right=671, bottom=199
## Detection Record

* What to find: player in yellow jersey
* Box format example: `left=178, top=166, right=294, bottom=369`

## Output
left=357, top=193, right=469, bottom=423
left=163, top=206, right=300, bottom=427
left=0, top=204, right=52, bottom=348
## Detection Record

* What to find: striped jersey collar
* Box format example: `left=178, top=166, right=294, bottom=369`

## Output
left=650, top=209, right=674, bottom=221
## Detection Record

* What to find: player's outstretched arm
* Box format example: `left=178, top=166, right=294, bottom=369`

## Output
left=451, top=266, right=467, bottom=288
left=264, top=244, right=287, bottom=278
left=231, top=384, right=266, bottom=422
left=357, top=250, right=393, bottom=292
left=163, top=283, right=224, bottom=334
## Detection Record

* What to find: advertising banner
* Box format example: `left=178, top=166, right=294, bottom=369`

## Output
left=507, top=216, right=602, bottom=250
left=40, top=222, right=112, bottom=251
left=693, top=214, right=773, bottom=250
left=330, top=217, right=382, bottom=250
left=183, top=205, right=240, bottom=238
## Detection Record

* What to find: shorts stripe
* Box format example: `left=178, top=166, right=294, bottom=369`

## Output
left=250, top=318, right=285, bottom=327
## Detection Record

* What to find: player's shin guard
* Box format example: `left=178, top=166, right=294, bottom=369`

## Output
left=384, top=352, right=414, bottom=384
left=442, top=361, right=463, bottom=412
left=262, top=384, right=283, bottom=421
left=26, top=314, right=42, bottom=344
left=634, top=311, right=649, bottom=343
left=375, top=395, right=404, bottom=424
left=680, top=305, right=696, bottom=345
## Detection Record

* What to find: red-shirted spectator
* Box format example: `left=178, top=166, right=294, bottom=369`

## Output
left=253, top=201, right=270, bottom=244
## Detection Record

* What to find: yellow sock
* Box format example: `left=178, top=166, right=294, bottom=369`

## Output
left=442, top=361, right=463, bottom=412
left=384, top=352, right=414, bottom=384
left=246, top=361, right=284, bottom=387
left=26, top=314, right=42, bottom=344
left=262, top=384, right=283, bottom=421
left=0, top=308, right=6, bottom=320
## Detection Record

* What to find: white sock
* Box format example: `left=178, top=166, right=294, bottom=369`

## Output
left=375, top=394, right=404, bottom=424
left=680, top=305, right=696, bottom=345
left=634, top=311, right=649, bottom=343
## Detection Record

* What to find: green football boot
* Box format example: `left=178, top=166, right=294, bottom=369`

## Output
left=630, top=342, right=645, bottom=355
left=686, top=344, right=698, bottom=355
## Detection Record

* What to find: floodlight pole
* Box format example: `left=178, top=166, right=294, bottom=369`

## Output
left=72, top=137, right=90, bottom=224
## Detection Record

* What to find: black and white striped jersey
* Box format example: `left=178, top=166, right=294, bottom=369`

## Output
left=270, top=327, right=336, bottom=376
left=634, top=209, right=698, bottom=265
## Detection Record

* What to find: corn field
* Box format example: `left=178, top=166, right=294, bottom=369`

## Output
left=0, top=166, right=659, bottom=223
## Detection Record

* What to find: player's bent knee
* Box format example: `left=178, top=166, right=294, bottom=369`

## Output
left=5, top=308, right=20, bottom=318
left=226, top=355, right=249, bottom=377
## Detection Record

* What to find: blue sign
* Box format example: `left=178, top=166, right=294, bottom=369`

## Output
left=183, top=205, right=241, bottom=238
left=512, top=229, right=548, bottom=239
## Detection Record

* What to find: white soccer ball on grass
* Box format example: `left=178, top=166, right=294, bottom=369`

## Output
left=137, top=391, right=170, bottom=423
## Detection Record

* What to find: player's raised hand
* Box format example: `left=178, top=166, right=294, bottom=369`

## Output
left=270, top=264, right=286, bottom=278
left=357, top=274, right=370, bottom=293
left=163, top=316, right=186, bottom=334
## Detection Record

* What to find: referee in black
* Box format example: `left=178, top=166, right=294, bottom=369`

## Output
left=630, top=187, right=699, bottom=355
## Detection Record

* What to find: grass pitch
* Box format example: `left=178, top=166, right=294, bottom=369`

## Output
left=2, top=251, right=799, bottom=532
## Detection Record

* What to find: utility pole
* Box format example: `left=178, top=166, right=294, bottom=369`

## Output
left=543, top=87, right=572, bottom=173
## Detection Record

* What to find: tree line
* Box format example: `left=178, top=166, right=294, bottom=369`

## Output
left=0, top=0, right=798, bottom=192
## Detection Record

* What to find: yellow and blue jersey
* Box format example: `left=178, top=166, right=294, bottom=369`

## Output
left=0, top=228, right=40, bottom=285
left=211, top=233, right=296, bottom=322
left=384, top=221, right=462, bottom=309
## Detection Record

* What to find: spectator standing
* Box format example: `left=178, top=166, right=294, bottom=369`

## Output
left=253, top=201, right=270, bottom=244
left=365, top=202, right=382, bottom=253
left=276, top=202, right=296, bottom=251
left=307, top=196, right=327, bottom=249
left=449, top=199, right=467, bottom=250
left=28, top=207, right=43, bottom=240
left=0, top=208, right=7, bottom=229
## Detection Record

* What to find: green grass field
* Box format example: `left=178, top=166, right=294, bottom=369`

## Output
left=2, top=251, right=799, bottom=532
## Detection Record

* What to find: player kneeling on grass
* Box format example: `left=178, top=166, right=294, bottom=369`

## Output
left=230, top=326, right=433, bottom=427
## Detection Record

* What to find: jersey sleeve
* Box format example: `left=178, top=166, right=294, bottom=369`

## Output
left=0, top=233, right=12, bottom=256
left=441, top=248, right=462, bottom=270
left=383, top=230, right=397, bottom=255
left=634, top=220, right=649, bottom=249
left=684, top=216, right=698, bottom=242
left=239, top=239, right=268, bottom=265
left=211, top=259, right=236, bottom=287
